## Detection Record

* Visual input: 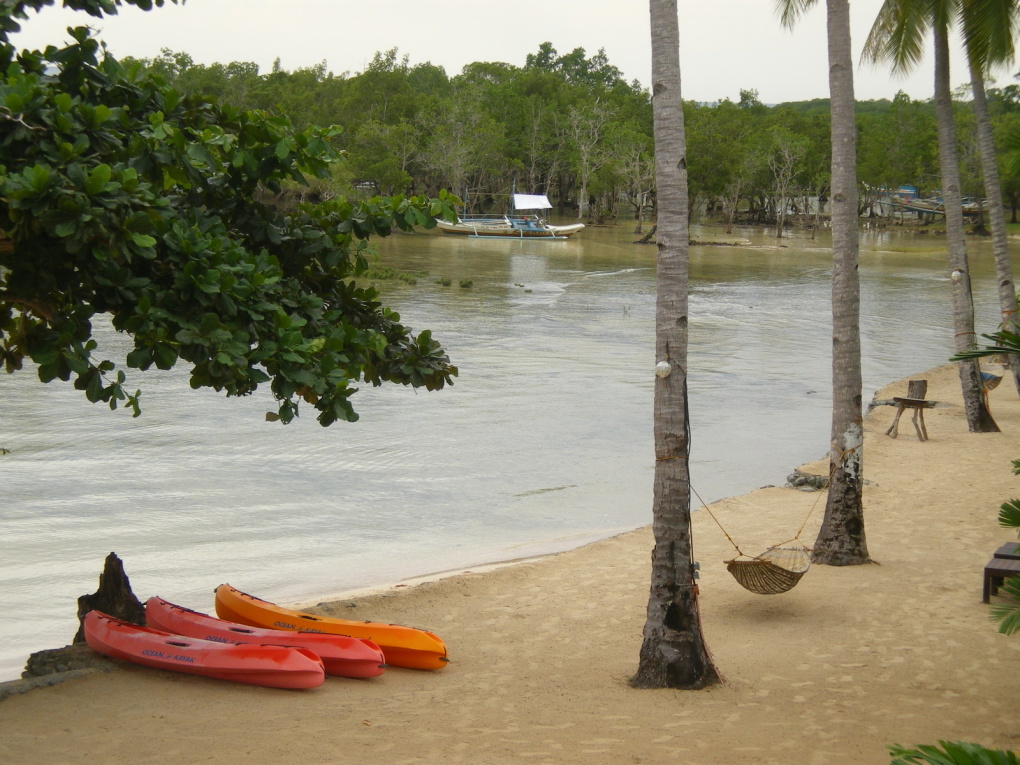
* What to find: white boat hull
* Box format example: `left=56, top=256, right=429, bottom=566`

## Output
left=437, top=218, right=584, bottom=239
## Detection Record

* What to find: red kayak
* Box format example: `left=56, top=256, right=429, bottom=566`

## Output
left=144, top=597, right=386, bottom=678
left=83, top=610, right=325, bottom=689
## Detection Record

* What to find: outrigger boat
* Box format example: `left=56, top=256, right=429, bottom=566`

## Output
left=883, top=185, right=984, bottom=219
left=436, top=193, right=584, bottom=239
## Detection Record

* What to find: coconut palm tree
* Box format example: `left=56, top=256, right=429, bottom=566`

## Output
left=631, top=0, right=719, bottom=690
left=776, top=0, right=871, bottom=565
left=962, top=0, right=1020, bottom=395
left=864, top=0, right=999, bottom=433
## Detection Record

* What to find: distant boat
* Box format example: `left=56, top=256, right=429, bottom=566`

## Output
left=883, top=186, right=984, bottom=219
left=900, top=197, right=945, bottom=216
left=437, top=193, right=584, bottom=239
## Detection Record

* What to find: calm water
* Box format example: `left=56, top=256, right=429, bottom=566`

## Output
left=0, top=222, right=1007, bottom=681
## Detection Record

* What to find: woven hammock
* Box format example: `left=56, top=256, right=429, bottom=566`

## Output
left=725, top=543, right=812, bottom=595
left=982, top=373, right=1003, bottom=391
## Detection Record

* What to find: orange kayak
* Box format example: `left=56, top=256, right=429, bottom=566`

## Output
left=214, top=584, right=449, bottom=671
left=144, top=597, right=386, bottom=678
left=83, top=610, right=325, bottom=689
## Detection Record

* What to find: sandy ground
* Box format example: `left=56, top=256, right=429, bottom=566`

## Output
left=2, top=363, right=1019, bottom=764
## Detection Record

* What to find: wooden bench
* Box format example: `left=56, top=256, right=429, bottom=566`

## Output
left=982, top=557, right=1020, bottom=602
left=994, top=542, right=1020, bottom=561
left=885, top=380, right=936, bottom=442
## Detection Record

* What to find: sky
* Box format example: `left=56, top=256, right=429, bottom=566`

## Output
left=7, top=0, right=998, bottom=104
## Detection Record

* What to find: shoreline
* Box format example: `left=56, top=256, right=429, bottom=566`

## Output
left=2, top=362, right=1019, bottom=764
left=285, top=525, right=645, bottom=612
left=288, top=552, right=573, bottom=610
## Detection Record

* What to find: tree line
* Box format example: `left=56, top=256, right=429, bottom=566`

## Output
left=133, top=44, right=1020, bottom=226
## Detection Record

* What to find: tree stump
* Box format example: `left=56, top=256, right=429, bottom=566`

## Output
left=72, top=552, right=145, bottom=644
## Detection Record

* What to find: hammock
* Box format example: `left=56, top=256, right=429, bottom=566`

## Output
left=669, top=384, right=851, bottom=596
left=695, top=455, right=845, bottom=595
left=724, top=543, right=812, bottom=595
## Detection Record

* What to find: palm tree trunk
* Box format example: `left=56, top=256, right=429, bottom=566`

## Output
left=813, top=0, right=871, bottom=566
left=969, top=66, right=1020, bottom=395
left=632, top=0, right=719, bottom=691
left=933, top=23, right=999, bottom=432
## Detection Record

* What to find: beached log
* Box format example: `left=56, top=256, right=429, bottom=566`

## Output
left=72, top=552, right=145, bottom=644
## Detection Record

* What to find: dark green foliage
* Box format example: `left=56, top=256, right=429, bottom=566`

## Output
left=0, top=0, right=459, bottom=425
left=888, top=741, right=1020, bottom=764
left=124, top=38, right=1020, bottom=227
left=11, top=7, right=1014, bottom=232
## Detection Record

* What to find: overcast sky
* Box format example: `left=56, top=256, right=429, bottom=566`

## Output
left=8, top=0, right=1000, bottom=104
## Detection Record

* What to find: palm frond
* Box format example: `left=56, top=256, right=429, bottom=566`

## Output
left=989, top=577, right=1020, bottom=635
left=999, top=498, right=1020, bottom=530
left=962, top=0, right=1020, bottom=71
left=774, top=0, right=818, bottom=29
left=933, top=0, right=964, bottom=36
left=889, top=740, right=1020, bottom=764
left=950, top=330, right=1020, bottom=361
left=863, top=0, right=933, bottom=74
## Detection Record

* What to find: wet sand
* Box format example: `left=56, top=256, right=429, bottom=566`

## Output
left=1, top=363, right=1018, bottom=764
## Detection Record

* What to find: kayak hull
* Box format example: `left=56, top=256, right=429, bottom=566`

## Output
left=83, top=610, right=325, bottom=689
left=144, top=597, right=386, bottom=678
left=214, top=584, right=449, bottom=671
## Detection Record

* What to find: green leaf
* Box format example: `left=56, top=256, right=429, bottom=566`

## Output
left=153, top=344, right=177, bottom=370
left=85, top=370, right=103, bottom=402
left=84, top=164, right=112, bottom=195
left=126, top=348, right=153, bottom=369
left=54, top=221, right=76, bottom=238
left=121, top=166, right=139, bottom=192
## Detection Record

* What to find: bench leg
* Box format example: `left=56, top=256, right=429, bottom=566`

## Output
left=984, top=571, right=1009, bottom=602
left=912, top=409, right=928, bottom=441
left=885, top=405, right=906, bottom=438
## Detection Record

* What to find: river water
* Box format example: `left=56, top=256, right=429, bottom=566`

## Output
left=0, top=222, right=1008, bottom=681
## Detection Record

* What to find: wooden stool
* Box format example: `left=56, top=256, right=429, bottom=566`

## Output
left=885, top=380, right=935, bottom=441
left=994, top=542, right=1020, bottom=560
left=983, top=557, right=1020, bottom=602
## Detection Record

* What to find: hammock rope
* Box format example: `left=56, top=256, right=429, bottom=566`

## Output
left=693, top=445, right=857, bottom=595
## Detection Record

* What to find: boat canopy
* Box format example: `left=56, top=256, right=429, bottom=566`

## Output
left=512, top=193, right=552, bottom=211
